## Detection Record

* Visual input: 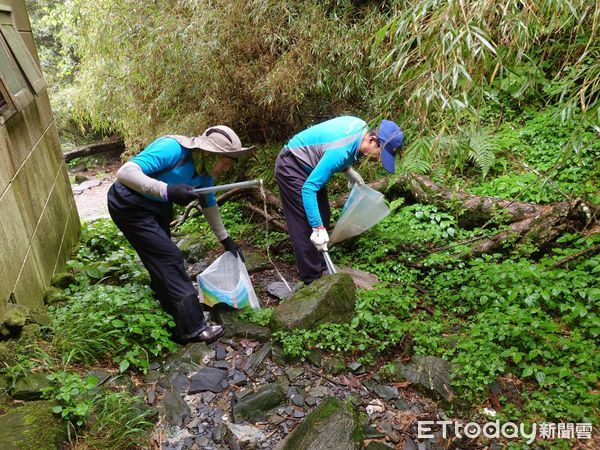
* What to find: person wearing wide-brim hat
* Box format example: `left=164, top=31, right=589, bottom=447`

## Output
left=107, top=126, right=255, bottom=344
left=275, top=116, right=404, bottom=285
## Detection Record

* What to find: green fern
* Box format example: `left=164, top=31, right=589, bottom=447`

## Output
left=467, top=129, right=498, bottom=179
left=398, top=136, right=432, bottom=174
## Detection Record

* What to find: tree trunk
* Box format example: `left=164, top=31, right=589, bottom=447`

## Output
left=63, top=137, right=125, bottom=162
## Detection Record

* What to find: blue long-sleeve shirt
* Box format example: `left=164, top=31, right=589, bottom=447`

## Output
left=131, top=137, right=216, bottom=207
left=286, top=116, right=367, bottom=227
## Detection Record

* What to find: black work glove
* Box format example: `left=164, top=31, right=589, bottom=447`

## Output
left=167, top=184, right=197, bottom=205
left=221, top=236, right=245, bottom=261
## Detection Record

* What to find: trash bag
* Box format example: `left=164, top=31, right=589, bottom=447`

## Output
left=197, top=252, right=260, bottom=309
left=329, top=184, right=390, bottom=245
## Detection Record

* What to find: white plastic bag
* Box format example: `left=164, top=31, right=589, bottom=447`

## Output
left=329, top=184, right=390, bottom=245
left=197, top=252, right=260, bottom=309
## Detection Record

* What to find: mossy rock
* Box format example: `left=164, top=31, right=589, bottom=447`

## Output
left=391, top=356, right=455, bottom=405
left=270, top=273, right=356, bottom=331
left=0, top=400, right=67, bottom=449
left=1, top=304, right=29, bottom=328
left=12, top=373, right=53, bottom=401
left=273, top=397, right=362, bottom=450
left=50, top=272, right=76, bottom=290
left=233, top=382, right=285, bottom=423
left=43, top=287, right=66, bottom=306
left=176, top=234, right=206, bottom=262
left=212, top=303, right=271, bottom=341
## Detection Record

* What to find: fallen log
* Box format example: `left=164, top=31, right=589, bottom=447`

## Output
left=391, top=173, right=565, bottom=228
left=63, top=137, right=125, bottom=162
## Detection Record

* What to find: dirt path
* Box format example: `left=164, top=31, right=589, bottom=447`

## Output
left=69, top=157, right=120, bottom=222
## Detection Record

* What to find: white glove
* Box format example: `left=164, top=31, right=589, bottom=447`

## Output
left=344, top=168, right=364, bottom=189
left=310, top=226, right=329, bottom=252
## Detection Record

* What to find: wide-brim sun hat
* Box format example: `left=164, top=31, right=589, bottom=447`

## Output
left=377, top=119, right=404, bottom=174
left=167, top=125, right=255, bottom=159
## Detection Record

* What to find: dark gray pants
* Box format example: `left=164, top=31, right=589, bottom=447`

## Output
left=107, top=182, right=205, bottom=342
left=275, top=151, right=330, bottom=284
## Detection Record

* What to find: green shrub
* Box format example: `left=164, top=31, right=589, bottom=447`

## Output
left=50, top=284, right=176, bottom=372
left=44, top=372, right=154, bottom=447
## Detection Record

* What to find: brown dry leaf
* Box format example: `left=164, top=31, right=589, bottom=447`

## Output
left=392, top=381, right=412, bottom=388
left=337, top=373, right=361, bottom=389
left=393, top=410, right=418, bottom=432
left=239, top=338, right=259, bottom=348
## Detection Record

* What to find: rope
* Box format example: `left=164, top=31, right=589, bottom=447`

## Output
left=259, top=180, right=292, bottom=292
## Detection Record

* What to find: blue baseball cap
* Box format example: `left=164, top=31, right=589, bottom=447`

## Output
left=377, top=119, right=404, bottom=174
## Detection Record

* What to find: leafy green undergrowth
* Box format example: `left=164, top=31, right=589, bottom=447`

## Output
left=1, top=219, right=175, bottom=446
left=275, top=201, right=600, bottom=424
left=468, top=108, right=599, bottom=203
left=50, top=284, right=176, bottom=372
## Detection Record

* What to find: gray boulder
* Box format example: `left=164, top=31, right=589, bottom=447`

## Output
left=392, top=356, right=455, bottom=404
left=274, top=397, right=362, bottom=450
left=271, top=273, right=355, bottom=331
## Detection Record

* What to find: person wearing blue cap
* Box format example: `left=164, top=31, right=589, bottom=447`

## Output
left=274, top=116, right=404, bottom=284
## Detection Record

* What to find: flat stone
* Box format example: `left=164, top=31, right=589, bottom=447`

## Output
left=233, top=383, right=285, bottom=423
left=148, top=362, right=161, bottom=371
left=339, top=267, right=379, bottom=290
left=226, top=422, right=266, bottom=446
left=163, top=343, right=209, bottom=373
left=146, top=388, right=156, bottom=405
left=403, top=436, right=418, bottom=450
left=373, top=384, right=399, bottom=401
left=85, top=369, right=112, bottom=387
left=305, top=396, right=317, bottom=406
left=196, top=436, right=210, bottom=447
left=189, top=368, right=228, bottom=394
left=213, top=360, right=230, bottom=370
left=230, top=371, right=248, bottom=386
left=202, top=391, right=217, bottom=403
left=395, top=398, right=411, bottom=411
left=267, top=281, right=293, bottom=300
left=291, top=394, right=305, bottom=407
left=269, top=413, right=285, bottom=425
left=215, top=346, right=226, bottom=360
left=293, top=409, right=305, bottom=418
left=159, top=372, right=190, bottom=395
left=309, top=386, right=332, bottom=398
left=347, top=362, right=362, bottom=372
left=243, top=342, right=272, bottom=376
left=271, top=273, right=356, bottom=331
left=12, top=373, right=52, bottom=401
left=159, top=389, right=191, bottom=427
left=285, top=367, right=304, bottom=380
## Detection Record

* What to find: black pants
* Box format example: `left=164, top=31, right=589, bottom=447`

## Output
left=107, top=182, right=205, bottom=341
left=275, top=151, right=330, bottom=284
